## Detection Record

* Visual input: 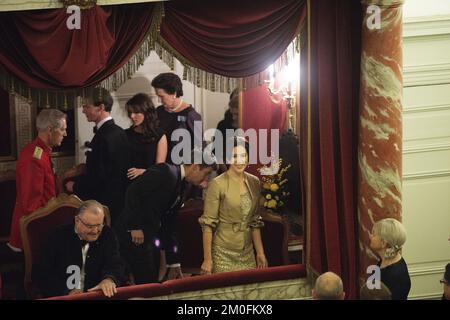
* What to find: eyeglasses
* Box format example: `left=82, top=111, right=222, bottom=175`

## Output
left=440, top=279, right=448, bottom=285
left=76, top=216, right=104, bottom=230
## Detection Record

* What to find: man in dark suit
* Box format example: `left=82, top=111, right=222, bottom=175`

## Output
left=117, top=149, right=217, bottom=284
left=65, top=88, right=130, bottom=225
left=34, top=200, right=125, bottom=298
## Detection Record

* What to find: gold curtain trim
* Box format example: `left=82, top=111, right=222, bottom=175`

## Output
left=154, top=21, right=302, bottom=93
left=0, top=2, right=163, bottom=110
left=305, top=0, right=312, bottom=271
left=98, top=1, right=164, bottom=94
left=60, top=0, right=97, bottom=9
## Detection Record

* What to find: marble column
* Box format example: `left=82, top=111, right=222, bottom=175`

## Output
left=358, top=0, right=404, bottom=279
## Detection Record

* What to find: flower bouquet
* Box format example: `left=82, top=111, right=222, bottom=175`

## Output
left=258, top=159, right=291, bottom=213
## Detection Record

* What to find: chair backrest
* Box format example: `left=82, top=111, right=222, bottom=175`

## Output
left=20, top=193, right=111, bottom=298
left=177, top=199, right=204, bottom=274
left=0, top=170, right=16, bottom=242
left=56, top=164, right=86, bottom=194
left=260, top=210, right=290, bottom=266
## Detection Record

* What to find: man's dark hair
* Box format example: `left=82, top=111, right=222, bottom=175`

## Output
left=151, top=72, right=184, bottom=97
left=184, top=148, right=218, bottom=171
left=90, top=87, right=114, bottom=112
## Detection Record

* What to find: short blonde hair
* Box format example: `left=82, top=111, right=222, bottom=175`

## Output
left=372, top=218, right=406, bottom=259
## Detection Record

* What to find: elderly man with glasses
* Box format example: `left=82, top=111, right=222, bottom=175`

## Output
left=34, top=200, right=125, bottom=298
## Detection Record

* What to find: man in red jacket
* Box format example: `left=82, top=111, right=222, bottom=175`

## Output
left=8, top=109, right=67, bottom=252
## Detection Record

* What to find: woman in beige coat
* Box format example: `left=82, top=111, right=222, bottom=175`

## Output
left=199, top=138, right=268, bottom=274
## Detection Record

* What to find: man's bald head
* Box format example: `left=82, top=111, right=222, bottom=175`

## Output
left=312, top=272, right=345, bottom=300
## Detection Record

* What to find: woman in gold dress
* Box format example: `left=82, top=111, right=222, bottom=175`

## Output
left=199, top=137, right=268, bottom=274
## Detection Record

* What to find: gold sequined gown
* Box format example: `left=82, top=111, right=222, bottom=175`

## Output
left=211, top=192, right=256, bottom=273
left=199, top=172, right=264, bottom=274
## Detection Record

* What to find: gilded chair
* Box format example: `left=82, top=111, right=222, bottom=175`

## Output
left=20, top=193, right=110, bottom=298
left=176, top=199, right=204, bottom=275
left=260, top=210, right=290, bottom=266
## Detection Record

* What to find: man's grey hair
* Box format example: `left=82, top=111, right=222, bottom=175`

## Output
left=36, top=109, right=67, bottom=131
left=77, top=200, right=104, bottom=217
left=372, top=218, right=406, bottom=259
left=314, top=272, right=344, bottom=300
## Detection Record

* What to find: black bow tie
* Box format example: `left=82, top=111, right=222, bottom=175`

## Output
left=93, top=126, right=98, bottom=134
left=80, top=239, right=88, bottom=247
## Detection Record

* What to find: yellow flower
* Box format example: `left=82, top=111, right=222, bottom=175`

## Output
left=263, top=183, right=271, bottom=190
left=267, top=199, right=277, bottom=209
left=270, top=183, right=279, bottom=192
left=265, top=194, right=272, bottom=200
left=264, top=201, right=268, bottom=207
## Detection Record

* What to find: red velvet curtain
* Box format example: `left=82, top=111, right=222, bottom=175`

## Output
left=241, top=85, right=287, bottom=177
left=306, top=0, right=362, bottom=299
left=0, top=1, right=305, bottom=88
left=160, top=0, right=305, bottom=77
left=0, top=3, right=155, bottom=90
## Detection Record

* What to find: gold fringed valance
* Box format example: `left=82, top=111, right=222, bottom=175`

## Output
left=1, top=0, right=302, bottom=107
left=0, top=70, right=79, bottom=110
left=154, top=32, right=301, bottom=94
left=0, top=2, right=163, bottom=110
left=98, top=1, right=163, bottom=93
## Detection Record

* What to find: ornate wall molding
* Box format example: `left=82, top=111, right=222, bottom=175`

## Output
left=403, top=143, right=450, bottom=154
left=135, top=277, right=311, bottom=300
left=404, top=63, right=450, bottom=87
left=14, top=94, right=33, bottom=154
left=404, top=14, right=450, bottom=38
left=0, top=162, right=16, bottom=173
left=403, top=103, right=450, bottom=114
left=53, top=156, right=75, bottom=176
left=403, top=169, right=450, bottom=180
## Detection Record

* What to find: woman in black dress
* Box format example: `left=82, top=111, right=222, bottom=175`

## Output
left=151, top=72, right=202, bottom=165
left=125, top=93, right=167, bottom=180
left=369, top=218, right=411, bottom=300
left=124, top=93, right=168, bottom=283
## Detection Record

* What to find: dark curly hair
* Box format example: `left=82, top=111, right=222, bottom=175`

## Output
left=125, top=93, right=160, bottom=142
left=151, top=72, right=184, bottom=97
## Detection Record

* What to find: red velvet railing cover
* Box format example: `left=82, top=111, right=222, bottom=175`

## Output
left=42, top=264, right=306, bottom=300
